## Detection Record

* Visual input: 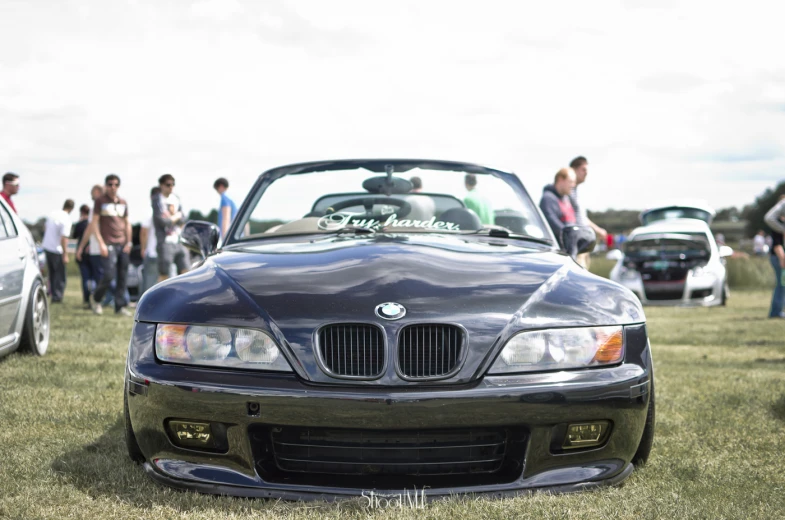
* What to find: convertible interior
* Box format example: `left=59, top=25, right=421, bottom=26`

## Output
left=261, top=174, right=530, bottom=236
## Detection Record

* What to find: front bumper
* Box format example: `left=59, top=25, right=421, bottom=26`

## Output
left=615, top=273, right=724, bottom=306
left=126, top=323, right=652, bottom=499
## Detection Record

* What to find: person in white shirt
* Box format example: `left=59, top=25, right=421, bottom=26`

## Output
left=42, top=199, right=74, bottom=303
left=153, top=174, right=189, bottom=281
left=753, top=230, right=768, bottom=255
left=406, top=176, right=436, bottom=221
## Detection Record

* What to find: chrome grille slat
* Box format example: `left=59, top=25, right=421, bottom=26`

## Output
left=398, top=324, right=463, bottom=380
left=318, top=324, right=384, bottom=378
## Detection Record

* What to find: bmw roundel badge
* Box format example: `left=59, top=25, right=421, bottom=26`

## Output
left=375, top=302, right=406, bottom=320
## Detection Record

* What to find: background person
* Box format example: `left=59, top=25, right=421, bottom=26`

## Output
left=89, top=174, right=132, bottom=316
left=213, top=177, right=237, bottom=240
left=539, top=167, right=577, bottom=248
left=2, top=172, right=19, bottom=214
left=153, top=174, right=189, bottom=281
left=463, top=174, right=494, bottom=225
left=76, top=185, right=106, bottom=307
left=569, top=156, right=607, bottom=269
left=140, top=187, right=165, bottom=295
left=769, top=229, right=784, bottom=319
left=406, top=176, right=435, bottom=220
left=72, top=204, right=93, bottom=308
left=766, top=195, right=785, bottom=319
left=753, top=230, right=769, bottom=255
left=42, top=199, right=74, bottom=303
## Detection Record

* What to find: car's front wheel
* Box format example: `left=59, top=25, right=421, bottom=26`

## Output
left=20, top=279, right=49, bottom=356
left=632, top=379, right=655, bottom=466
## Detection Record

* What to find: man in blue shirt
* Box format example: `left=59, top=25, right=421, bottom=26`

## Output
left=214, top=177, right=237, bottom=240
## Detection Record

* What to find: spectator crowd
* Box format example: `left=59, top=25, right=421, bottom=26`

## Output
left=1, top=172, right=237, bottom=316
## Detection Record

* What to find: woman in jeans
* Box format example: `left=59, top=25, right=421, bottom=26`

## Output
left=770, top=230, right=785, bottom=319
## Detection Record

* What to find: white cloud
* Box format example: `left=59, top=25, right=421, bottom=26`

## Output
left=0, top=0, right=783, bottom=223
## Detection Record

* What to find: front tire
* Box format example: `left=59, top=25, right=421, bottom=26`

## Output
left=632, top=379, right=655, bottom=466
left=20, top=279, right=49, bottom=356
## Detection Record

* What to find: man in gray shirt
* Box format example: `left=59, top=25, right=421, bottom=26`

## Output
left=569, top=156, right=608, bottom=269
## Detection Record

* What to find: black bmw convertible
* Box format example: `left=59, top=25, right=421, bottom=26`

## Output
left=124, top=159, right=654, bottom=500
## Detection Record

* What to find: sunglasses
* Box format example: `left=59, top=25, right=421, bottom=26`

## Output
left=106, top=182, right=119, bottom=187
left=163, top=183, right=174, bottom=187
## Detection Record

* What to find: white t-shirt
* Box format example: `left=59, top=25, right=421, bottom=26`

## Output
left=160, top=193, right=184, bottom=244
left=42, top=210, right=72, bottom=254
left=142, top=216, right=158, bottom=258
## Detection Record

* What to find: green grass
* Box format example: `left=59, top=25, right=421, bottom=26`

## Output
left=1, top=287, right=785, bottom=519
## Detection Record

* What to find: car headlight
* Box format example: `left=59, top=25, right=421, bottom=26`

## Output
left=488, top=326, right=624, bottom=374
left=155, top=324, right=293, bottom=372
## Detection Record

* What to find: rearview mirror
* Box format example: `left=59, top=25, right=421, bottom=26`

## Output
left=181, top=221, right=220, bottom=258
left=718, top=245, right=734, bottom=258
left=561, top=226, right=597, bottom=261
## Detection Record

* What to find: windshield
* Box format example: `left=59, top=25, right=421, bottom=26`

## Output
left=231, top=166, right=551, bottom=242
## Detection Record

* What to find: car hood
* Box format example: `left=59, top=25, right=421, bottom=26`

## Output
left=138, top=234, right=644, bottom=385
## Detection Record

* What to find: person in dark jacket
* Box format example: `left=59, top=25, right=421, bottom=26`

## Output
left=72, top=204, right=93, bottom=308
left=539, top=167, right=577, bottom=248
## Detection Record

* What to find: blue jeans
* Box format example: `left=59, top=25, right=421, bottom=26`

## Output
left=78, top=255, right=103, bottom=303
left=770, top=254, right=785, bottom=317
left=93, top=245, right=129, bottom=312
left=141, top=256, right=160, bottom=295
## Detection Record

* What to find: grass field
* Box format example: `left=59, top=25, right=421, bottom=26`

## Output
left=1, top=285, right=784, bottom=519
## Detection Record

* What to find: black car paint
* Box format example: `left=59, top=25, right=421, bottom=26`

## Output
left=126, top=159, right=651, bottom=499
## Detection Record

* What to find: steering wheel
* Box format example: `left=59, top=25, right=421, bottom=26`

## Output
left=326, top=197, right=412, bottom=220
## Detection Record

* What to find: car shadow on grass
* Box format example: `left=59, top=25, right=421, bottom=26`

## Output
left=771, top=395, right=785, bottom=423
left=49, top=416, right=365, bottom=514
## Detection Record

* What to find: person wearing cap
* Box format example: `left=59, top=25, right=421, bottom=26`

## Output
left=2, top=172, right=19, bottom=214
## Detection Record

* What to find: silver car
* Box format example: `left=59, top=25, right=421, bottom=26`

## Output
left=0, top=197, right=50, bottom=358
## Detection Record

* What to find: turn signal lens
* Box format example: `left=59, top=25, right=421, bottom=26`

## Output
left=563, top=421, right=610, bottom=449
left=593, top=328, right=624, bottom=364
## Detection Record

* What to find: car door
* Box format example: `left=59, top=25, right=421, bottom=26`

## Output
left=0, top=200, right=26, bottom=345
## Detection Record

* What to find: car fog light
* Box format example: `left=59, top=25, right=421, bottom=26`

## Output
left=563, top=421, right=610, bottom=449
left=168, top=421, right=214, bottom=448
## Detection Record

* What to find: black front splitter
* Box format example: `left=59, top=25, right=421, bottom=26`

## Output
left=141, top=461, right=634, bottom=502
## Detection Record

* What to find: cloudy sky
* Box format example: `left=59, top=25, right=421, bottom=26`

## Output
left=2, top=0, right=784, bottom=223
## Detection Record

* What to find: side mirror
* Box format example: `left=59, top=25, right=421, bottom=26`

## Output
left=606, top=248, right=624, bottom=261
left=718, top=245, right=734, bottom=258
left=181, top=221, right=220, bottom=258
left=561, top=225, right=597, bottom=260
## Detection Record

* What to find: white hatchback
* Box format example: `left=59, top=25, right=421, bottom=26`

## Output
left=609, top=202, right=732, bottom=307
left=0, top=197, right=50, bottom=358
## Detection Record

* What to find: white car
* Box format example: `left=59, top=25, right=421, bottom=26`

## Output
left=609, top=203, right=732, bottom=307
left=0, top=197, right=50, bottom=358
